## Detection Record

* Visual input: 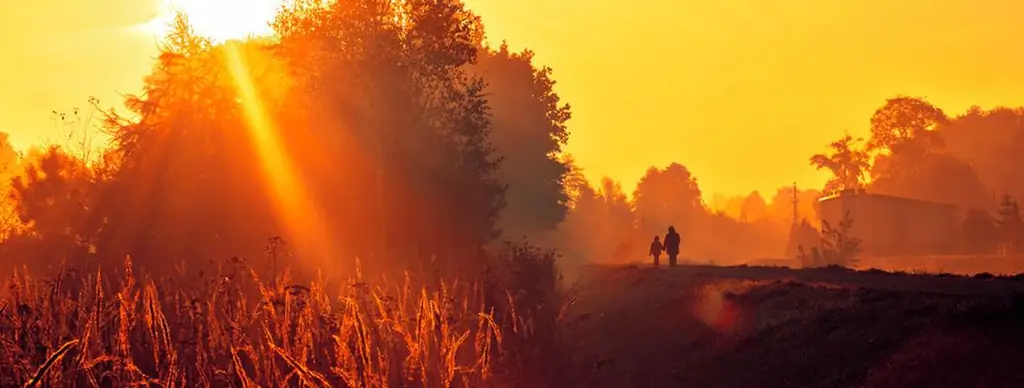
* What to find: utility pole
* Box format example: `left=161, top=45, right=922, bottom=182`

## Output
left=791, top=181, right=799, bottom=228
left=784, top=182, right=801, bottom=259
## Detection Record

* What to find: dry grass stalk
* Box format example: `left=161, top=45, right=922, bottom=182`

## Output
left=0, top=251, right=573, bottom=387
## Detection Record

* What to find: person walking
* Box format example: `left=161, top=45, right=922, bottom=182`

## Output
left=648, top=236, right=664, bottom=268
left=664, top=226, right=681, bottom=267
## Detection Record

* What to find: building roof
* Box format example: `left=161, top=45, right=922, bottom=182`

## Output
left=818, top=191, right=959, bottom=209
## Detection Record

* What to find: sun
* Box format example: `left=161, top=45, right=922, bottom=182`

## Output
left=143, top=0, right=284, bottom=43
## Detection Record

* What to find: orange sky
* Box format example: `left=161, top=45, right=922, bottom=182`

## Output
left=2, top=0, right=1024, bottom=200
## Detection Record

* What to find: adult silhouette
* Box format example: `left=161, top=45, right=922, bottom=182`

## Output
left=663, top=226, right=681, bottom=267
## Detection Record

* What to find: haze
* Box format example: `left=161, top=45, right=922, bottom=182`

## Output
left=4, top=0, right=1023, bottom=198
left=5, top=1, right=1024, bottom=387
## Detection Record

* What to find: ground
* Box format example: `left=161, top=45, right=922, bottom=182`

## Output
left=685, top=254, right=1024, bottom=276
left=560, top=264, right=1024, bottom=388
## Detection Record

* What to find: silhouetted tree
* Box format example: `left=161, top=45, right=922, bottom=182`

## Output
left=471, top=43, right=572, bottom=241
left=598, top=178, right=636, bottom=262
left=552, top=160, right=634, bottom=264
left=868, top=96, right=948, bottom=152
left=5, top=2, right=585, bottom=280
left=91, top=16, right=278, bottom=269
left=740, top=191, right=768, bottom=223
left=869, top=149, right=989, bottom=208
left=784, top=219, right=821, bottom=259
left=0, top=132, right=21, bottom=238
left=274, top=0, right=506, bottom=270
left=809, top=134, right=870, bottom=195
left=863, top=98, right=988, bottom=208
left=939, top=107, right=1024, bottom=204
left=0, top=132, right=20, bottom=177
left=768, top=186, right=821, bottom=226
left=8, top=146, right=96, bottom=262
left=559, top=155, right=590, bottom=210
left=708, top=193, right=746, bottom=220
left=961, top=208, right=998, bottom=254
left=995, top=194, right=1023, bottom=254
left=632, top=163, right=704, bottom=234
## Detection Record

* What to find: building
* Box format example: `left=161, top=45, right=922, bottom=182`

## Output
left=818, top=191, right=961, bottom=256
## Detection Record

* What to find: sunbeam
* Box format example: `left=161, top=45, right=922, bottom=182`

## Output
left=222, top=42, right=339, bottom=268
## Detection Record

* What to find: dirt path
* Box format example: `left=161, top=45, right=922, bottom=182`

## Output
left=560, top=265, right=1024, bottom=388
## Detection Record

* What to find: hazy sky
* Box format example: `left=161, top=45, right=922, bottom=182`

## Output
left=2, top=0, right=1024, bottom=199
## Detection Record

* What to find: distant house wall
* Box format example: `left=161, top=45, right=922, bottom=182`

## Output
left=818, top=192, right=960, bottom=256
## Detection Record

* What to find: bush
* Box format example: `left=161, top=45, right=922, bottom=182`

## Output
left=483, top=241, right=574, bottom=385
left=797, top=210, right=863, bottom=268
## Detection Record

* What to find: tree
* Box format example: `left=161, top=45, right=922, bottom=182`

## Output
left=551, top=163, right=634, bottom=265
left=558, top=154, right=590, bottom=210
left=784, top=219, right=821, bottom=259
left=0, top=132, right=19, bottom=174
left=68, top=2, right=510, bottom=272
left=631, top=163, right=704, bottom=233
left=995, top=194, right=1022, bottom=254
left=768, top=186, right=821, bottom=226
left=868, top=96, right=948, bottom=152
left=809, top=134, right=870, bottom=195
left=471, top=43, right=573, bottom=241
left=708, top=193, right=746, bottom=220
left=939, top=107, right=1024, bottom=204
left=8, top=146, right=97, bottom=261
left=599, top=178, right=631, bottom=215
left=0, top=132, right=21, bottom=237
left=90, top=16, right=279, bottom=269
left=739, top=191, right=768, bottom=223
left=273, top=0, right=506, bottom=270
left=961, top=208, right=998, bottom=254
left=869, top=150, right=989, bottom=208
left=865, top=100, right=988, bottom=208
left=859, top=98, right=989, bottom=208
left=8, top=2, right=578, bottom=278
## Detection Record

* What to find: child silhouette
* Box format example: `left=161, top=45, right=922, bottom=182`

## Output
left=649, top=236, right=664, bottom=268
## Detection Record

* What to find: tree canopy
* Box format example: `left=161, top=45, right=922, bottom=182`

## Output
left=809, top=134, right=870, bottom=195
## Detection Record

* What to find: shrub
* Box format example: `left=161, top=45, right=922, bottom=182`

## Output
left=797, top=210, right=863, bottom=268
left=483, top=241, right=574, bottom=385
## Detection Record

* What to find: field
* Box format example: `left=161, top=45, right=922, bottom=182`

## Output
left=3, top=259, right=1024, bottom=387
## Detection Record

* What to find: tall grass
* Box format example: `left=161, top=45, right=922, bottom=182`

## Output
left=0, top=243, right=573, bottom=387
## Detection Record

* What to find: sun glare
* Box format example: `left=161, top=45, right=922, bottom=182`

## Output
left=143, top=0, right=284, bottom=42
